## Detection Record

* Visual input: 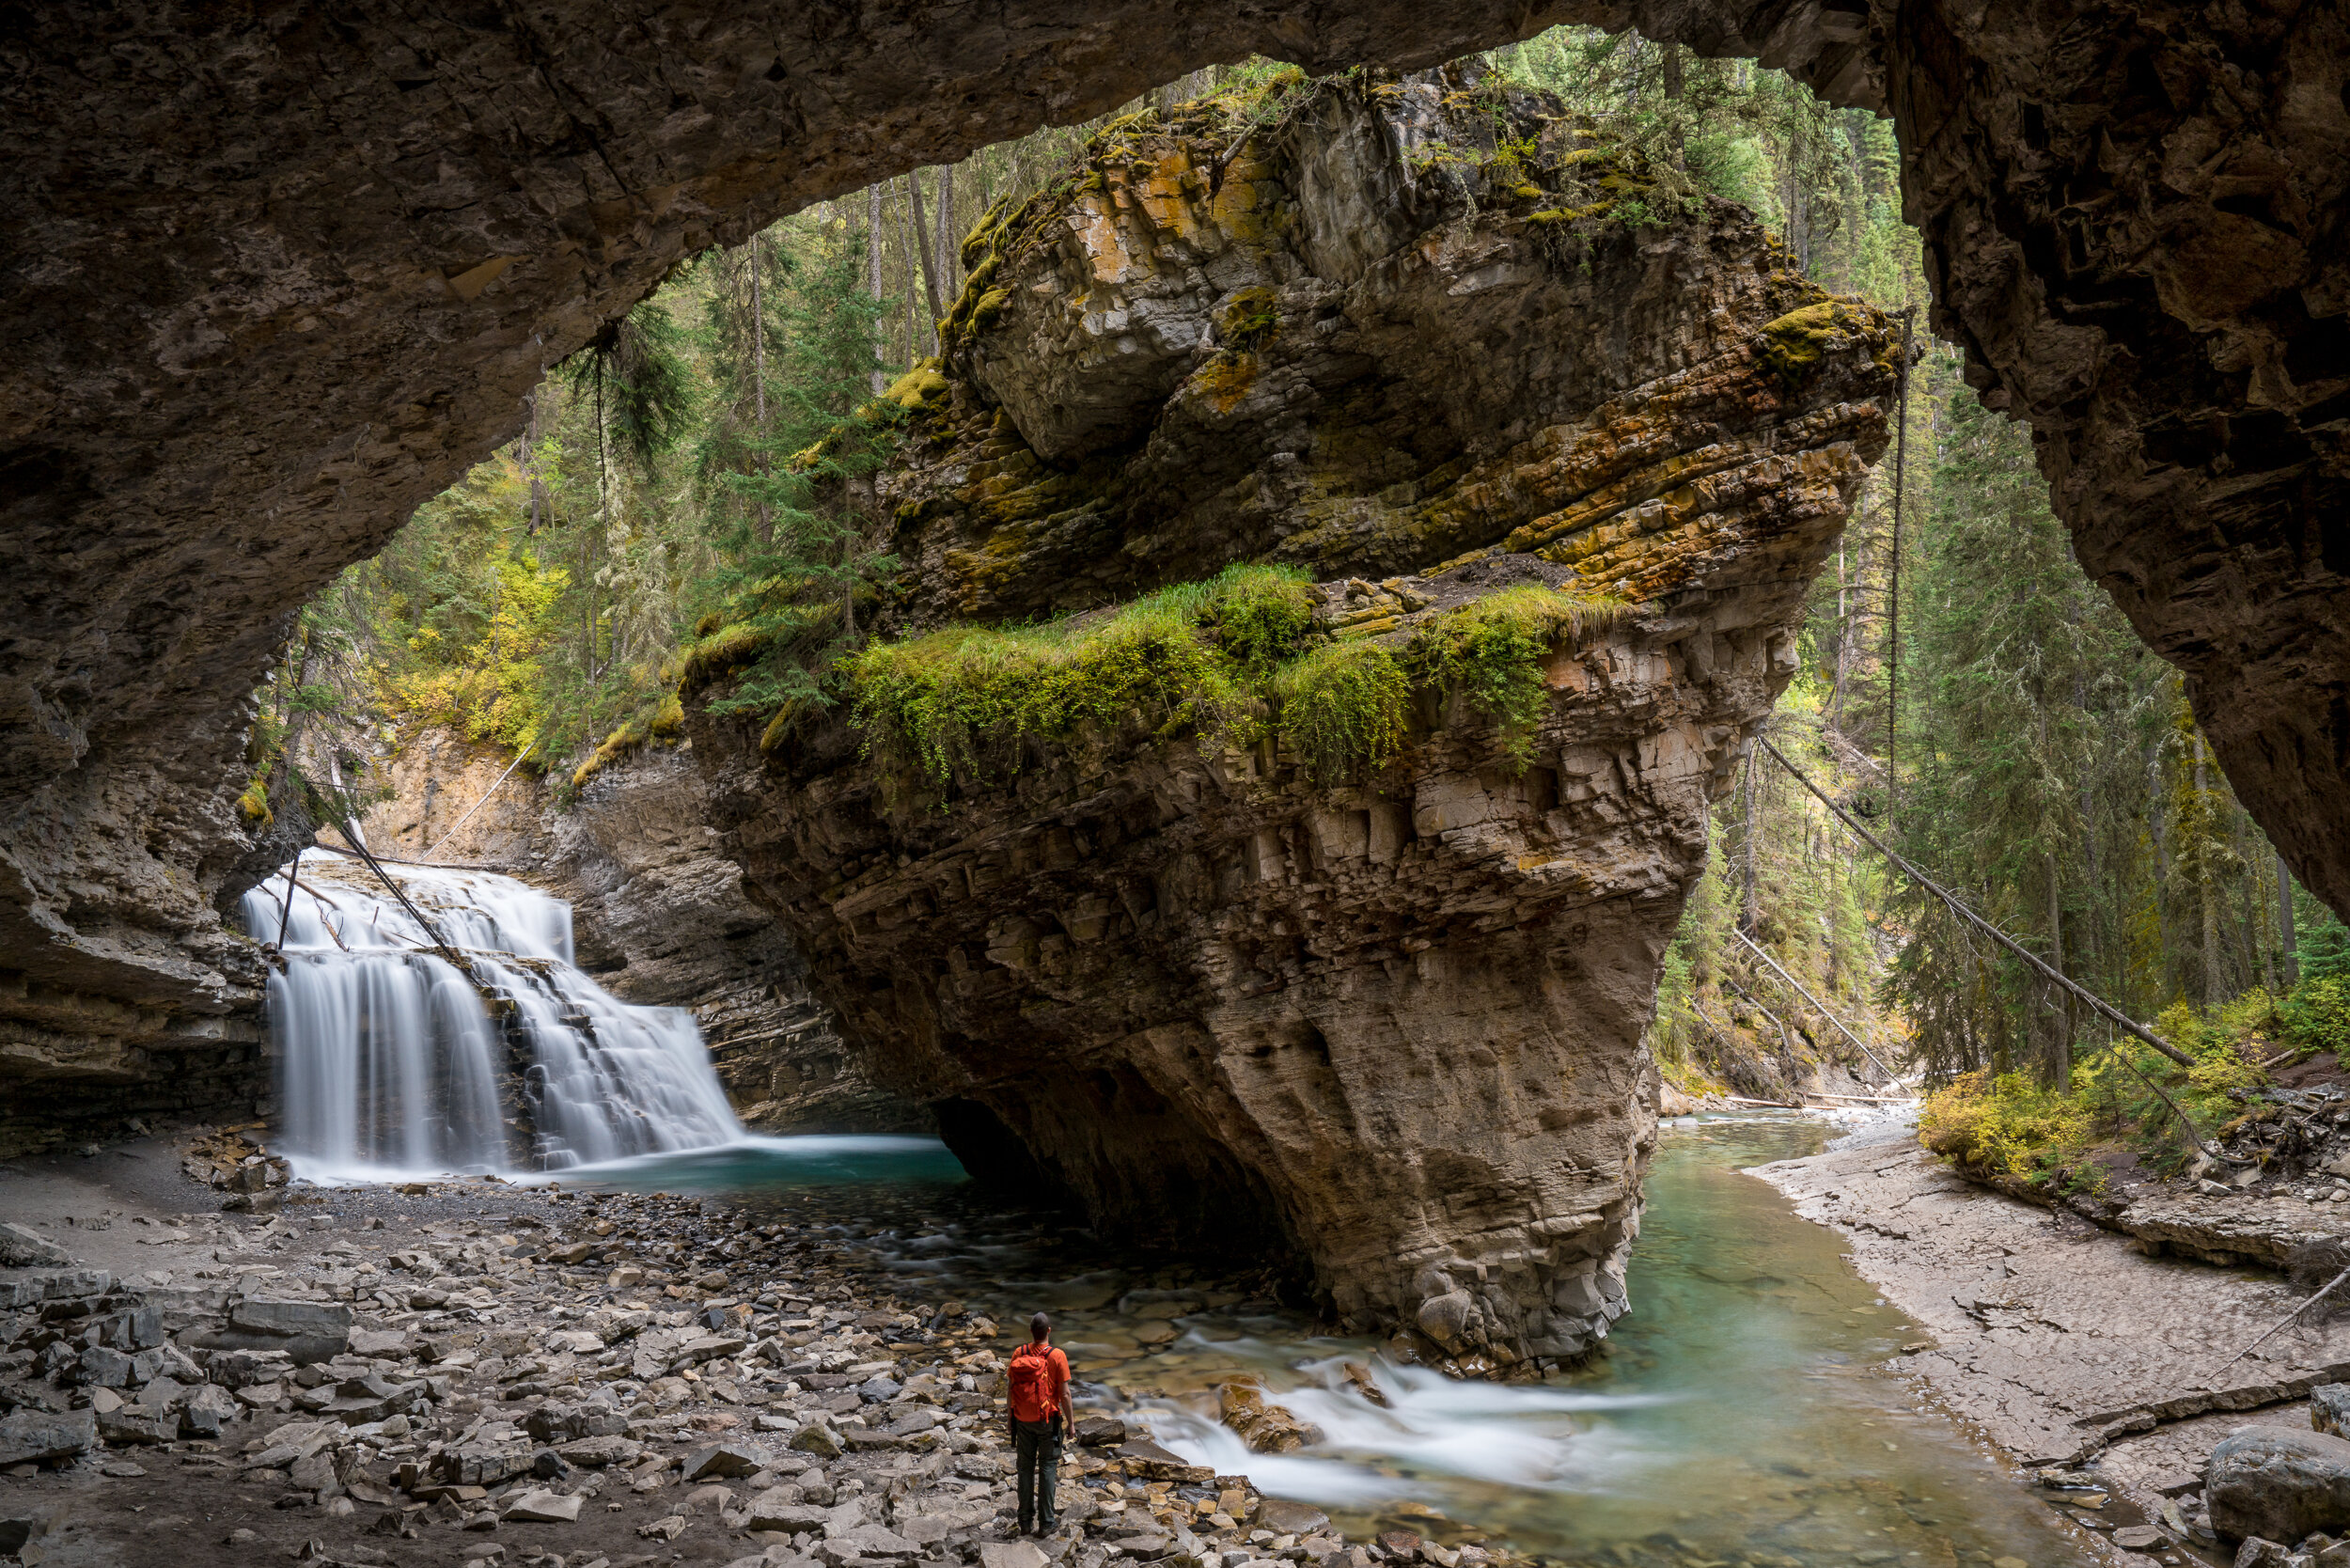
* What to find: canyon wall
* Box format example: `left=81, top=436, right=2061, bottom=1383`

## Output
left=353, top=735, right=916, bottom=1136
left=1, top=0, right=2341, bottom=1194
left=688, top=72, right=1897, bottom=1361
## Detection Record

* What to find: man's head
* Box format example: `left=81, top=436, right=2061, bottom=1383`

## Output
left=1029, top=1311, right=1052, bottom=1343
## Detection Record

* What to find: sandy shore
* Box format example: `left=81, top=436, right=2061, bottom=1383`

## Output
left=1752, top=1116, right=2350, bottom=1552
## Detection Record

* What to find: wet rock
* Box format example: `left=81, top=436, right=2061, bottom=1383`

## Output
left=2210, top=1427, right=2350, bottom=1544
left=1074, top=1417, right=1127, bottom=1447
left=0, top=1408, right=96, bottom=1466
left=2112, top=1526, right=2168, bottom=1553
left=1257, top=1501, right=1332, bottom=1537
left=1217, top=1379, right=1324, bottom=1454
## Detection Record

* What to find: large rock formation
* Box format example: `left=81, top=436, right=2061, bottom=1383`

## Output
left=688, top=73, right=1897, bottom=1359
left=1, top=0, right=2342, bottom=1187
left=354, top=732, right=917, bottom=1135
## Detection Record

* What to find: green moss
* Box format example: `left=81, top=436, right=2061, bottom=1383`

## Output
left=1217, top=287, right=1279, bottom=353
left=883, top=360, right=950, bottom=412
left=679, top=622, right=776, bottom=698
left=1272, top=640, right=1409, bottom=784
left=1402, top=584, right=1629, bottom=764
left=1758, top=300, right=1872, bottom=386
left=570, top=692, right=686, bottom=789
left=236, top=776, right=273, bottom=827
left=843, top=567, right=1292, bottom=791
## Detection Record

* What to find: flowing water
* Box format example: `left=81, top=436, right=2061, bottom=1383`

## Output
left=576, top=1119, right=2089, bottom=1568
left=241, top=852, right=742, bottom=1179
left=244, top=861, right=2084, bottom=1564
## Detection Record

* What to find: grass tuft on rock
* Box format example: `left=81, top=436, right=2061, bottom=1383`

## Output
left=1403, top=585, right=1628, bottom=762
left=838, top=568, right=1627, bottom=797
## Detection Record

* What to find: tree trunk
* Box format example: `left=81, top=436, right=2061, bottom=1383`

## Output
left=748, top=240, right=774, bottom=548
left=1740, top=741, right=1761, bottom=933
left=935, top=164, right=957, bottom=296
left=906, top=172, right=944, bottom=353
left=2194, top=733, right=2226, bottom=1007
left=2047, top=854, right=2070, bottom=1090
left=868, top=184, right=886, bottom=394
left=2281, top=852, right=2300, bottom=989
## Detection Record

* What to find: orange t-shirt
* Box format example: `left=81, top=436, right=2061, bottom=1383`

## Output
left=1009, top=1341, right=1071, bottom=1422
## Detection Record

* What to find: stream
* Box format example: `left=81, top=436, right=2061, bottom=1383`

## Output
left=566, top=1118, right=2089, bottom=1568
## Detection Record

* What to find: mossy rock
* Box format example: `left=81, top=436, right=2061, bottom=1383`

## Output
left=1759, top=300, right=1872, bottom=386
left=883, top=360, right=950, bottom=412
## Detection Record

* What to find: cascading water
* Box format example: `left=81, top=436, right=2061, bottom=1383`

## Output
left=239, top=851, right=742, bottom=1180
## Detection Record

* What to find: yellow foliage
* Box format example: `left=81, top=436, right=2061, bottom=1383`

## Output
left=1919, top=1070, right=2095, bottom=1182
left=236, top=776, right=273, bottom=827
left=390, top=553, right=566, bottom=752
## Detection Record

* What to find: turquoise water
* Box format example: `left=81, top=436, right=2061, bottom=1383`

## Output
left=575, top=1119, right=2089, bottom=1568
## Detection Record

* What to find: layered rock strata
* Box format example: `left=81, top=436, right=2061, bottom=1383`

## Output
left=691, top=76, right=1896, bottom=1359
left=4, top=0, right=2345, bottom=1154
left=354, top=732, right=914, bottom=1134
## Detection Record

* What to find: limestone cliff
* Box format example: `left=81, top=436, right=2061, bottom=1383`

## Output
left=350, top=733, right=919, bottom=1136
left=688, top=72, right=1897, bottom=1363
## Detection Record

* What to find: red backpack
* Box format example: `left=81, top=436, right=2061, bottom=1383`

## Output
left=1008, top=1342, right=1062, bottom=1422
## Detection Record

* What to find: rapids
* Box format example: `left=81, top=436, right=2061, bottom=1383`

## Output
left=240, top=851, right=741, bottom=1179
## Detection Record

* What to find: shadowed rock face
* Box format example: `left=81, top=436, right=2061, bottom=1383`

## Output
left=686, top=74, right=1897, bottom=1360
left=0, top=1, right=2343, bottom=1170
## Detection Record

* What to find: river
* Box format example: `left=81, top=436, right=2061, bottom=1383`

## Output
left=566, top=1117, right=2088, bottom=1568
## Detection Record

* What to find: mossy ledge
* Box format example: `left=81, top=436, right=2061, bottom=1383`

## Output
left=682, top=62, right=1896, bottom=1370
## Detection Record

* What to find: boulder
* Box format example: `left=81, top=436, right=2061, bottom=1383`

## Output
left=790, top=1423, right=843, bottom=1459
left=1074, top=1416, right=1127, bottom=1447
left=1256, top=1500, right=1331, bottom=1536
left=0, top=1224, right=69, bottom=1267
left=744, top=1500, right=833, bottom=1534
left=556, top=1435, right=642, bottom=1468
left=0, top=1409, right=97, bottom=1466
left=1216, top=1379, right=1323, bottom=1454
left=683, top=1441, right=764, bottom=1480
left=2316, top=1385, right=2350, bottom=1439
left=187, top=1298, right=352, bottom=1365
left=2209, top=1426, right=2350, bottom=1543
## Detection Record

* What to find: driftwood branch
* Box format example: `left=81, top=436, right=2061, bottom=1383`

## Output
left=2201, top=1261, right=2350, bottom=1388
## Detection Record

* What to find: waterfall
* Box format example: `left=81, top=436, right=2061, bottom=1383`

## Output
left=239, top=851, right=743, bottom=1180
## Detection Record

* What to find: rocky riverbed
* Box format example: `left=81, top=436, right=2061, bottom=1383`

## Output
left=0, top=1145, right=1462, bottom=1568
left=1752, top=1116, right=2350, bottom=1561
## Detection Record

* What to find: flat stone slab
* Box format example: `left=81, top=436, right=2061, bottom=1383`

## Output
left=0, top=1409, right=96, bottom=1466
left=979, top=1542, right=1052, bottom=1568
left=504, top=1489, right=584, bottom=1523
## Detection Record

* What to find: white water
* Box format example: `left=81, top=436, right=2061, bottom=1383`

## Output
left=241, top=852, right=742, bottom=1181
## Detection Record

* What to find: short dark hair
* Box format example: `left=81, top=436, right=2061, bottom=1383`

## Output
left=1029, top=1311, right=1052, bottom=1341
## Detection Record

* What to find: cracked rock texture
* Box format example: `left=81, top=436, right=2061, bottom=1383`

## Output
left=2, top=0, right=2342, bottom=1193
left=688, top=75, right=1896, bottom=1360
left=354, top=733, right=916, bottom=1135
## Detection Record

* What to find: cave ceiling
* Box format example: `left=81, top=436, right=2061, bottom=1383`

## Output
left=0, top=0, right=2345, bottom=997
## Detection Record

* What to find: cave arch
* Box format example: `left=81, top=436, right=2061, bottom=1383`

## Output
left=0, top=0, right=2344, bottom=1118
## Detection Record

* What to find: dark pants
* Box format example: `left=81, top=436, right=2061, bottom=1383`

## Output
left=1014, top=1418, right=1062, bottom=1530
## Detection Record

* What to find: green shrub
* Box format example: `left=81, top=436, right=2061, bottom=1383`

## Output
left=2284, top=977, right=2350, bottom=1055
left=1919, top=1069, right=2095, bottom=1183
left=1402, top=585, right=1627, bottom=762
left=1272, top=641, right=1409, bottom=784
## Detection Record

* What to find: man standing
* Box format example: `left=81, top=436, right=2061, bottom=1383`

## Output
left=1008, top=1310, right=1073, bottom=1536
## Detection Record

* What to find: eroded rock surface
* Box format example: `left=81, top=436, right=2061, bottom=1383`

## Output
left=690, top=76, right=1896, bottom=1358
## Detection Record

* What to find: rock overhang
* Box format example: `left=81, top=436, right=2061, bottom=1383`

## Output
left=684, top=71, right=1896, bottom=1365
